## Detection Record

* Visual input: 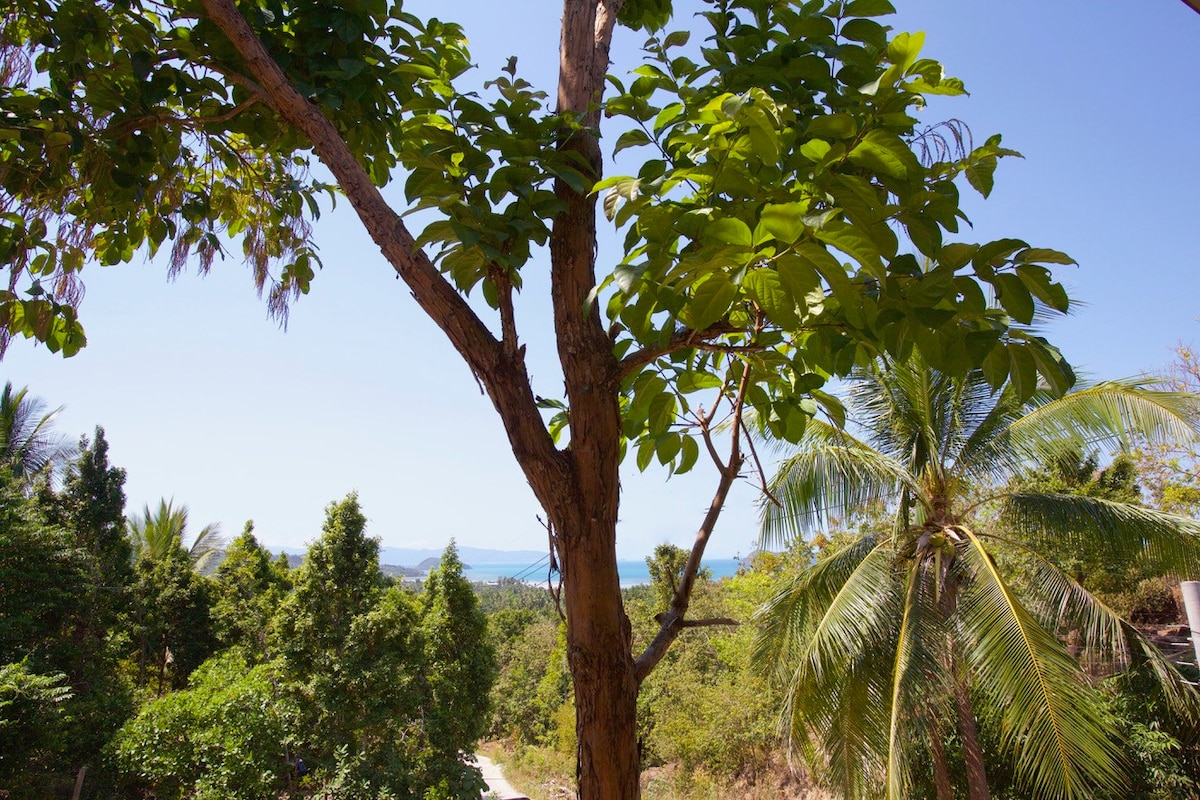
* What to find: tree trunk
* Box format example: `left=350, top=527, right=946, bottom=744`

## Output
left=559, top=513, right=640, bottom=800
left=928, top=717, right=954, bottom=800
left=953, top=671, right=990, bottom=800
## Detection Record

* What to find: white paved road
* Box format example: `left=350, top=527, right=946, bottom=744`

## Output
left=472, top=754, right=527, bottom=799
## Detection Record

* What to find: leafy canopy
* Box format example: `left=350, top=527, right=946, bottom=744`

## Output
left=1, top=0, right=1075, bottom=456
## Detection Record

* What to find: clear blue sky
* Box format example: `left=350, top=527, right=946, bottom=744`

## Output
left=3, top=1, right=1197, bottom=559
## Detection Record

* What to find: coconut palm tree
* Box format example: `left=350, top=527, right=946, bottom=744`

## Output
left=754, top=355, right=1200, bottom=800
left=127, top=498, right=224, bottom=573
left=0, top=381, right=76, bottom=485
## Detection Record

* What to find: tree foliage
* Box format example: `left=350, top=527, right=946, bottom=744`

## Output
left=756, top=354, right=1200, bottom=800
left=0, top=0, right=1090, bottom=795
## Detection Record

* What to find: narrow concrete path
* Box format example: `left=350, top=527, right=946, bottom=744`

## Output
left=472, top=754, right=528, bottom=799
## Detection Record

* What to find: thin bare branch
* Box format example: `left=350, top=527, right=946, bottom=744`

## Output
left=634, top=363, right=751, bottom=682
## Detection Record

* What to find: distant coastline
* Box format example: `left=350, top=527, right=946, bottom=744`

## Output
left=271, top=544, right=747, bottom=587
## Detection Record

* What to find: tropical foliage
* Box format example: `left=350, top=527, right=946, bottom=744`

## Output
left=755, top=355, right=1200, bottom=799
left=127, top=498, right=225, bottom=572
left=0, top=0, right=1085, bottom=790
left=0, top=381, right=74, bottom=485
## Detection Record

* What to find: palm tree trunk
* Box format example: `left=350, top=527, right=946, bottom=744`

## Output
left=953, top=669, right=990, bottom=800
left=929, top=721, right=954, bottom=800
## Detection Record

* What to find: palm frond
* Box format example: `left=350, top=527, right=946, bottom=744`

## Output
left=759, top=420, right=919, bottom=547
left=958, top=528, right=1127, bottom=799
left=1007, top=544, right=1200, bottom=719
left=1001, top=493, right=1200, bottom=578
left=886, top=559, right=952, bottom=800
left=757, top=537, right=902, bottom=797
left=1001, top=379, right=1200, bottom=466
left=189, top=522, right=226, bottom=574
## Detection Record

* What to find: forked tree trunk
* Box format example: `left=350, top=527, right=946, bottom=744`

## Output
left=200, top=1, right=645, bottom=797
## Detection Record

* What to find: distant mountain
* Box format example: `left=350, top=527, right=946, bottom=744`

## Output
left=376, top=546, right=546, bottom=568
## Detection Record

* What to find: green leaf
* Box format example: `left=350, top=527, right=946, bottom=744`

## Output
left=706, top=217, right=753, bottom=247
left=1008, top=344, right=1038, bottom=402
left=759, top=202, right=809, bottom=243
left=744, top=269, right=799, bottom=328
left=662, top=30, right=690, bottom=48
left=848, top=130, right=921, bottom=180
left=614, top=128, right=653, bottom=155
left=993, top=273, right=1034, bottom=324
left=681, top=274, right=738, bottom=330
left=676, top=435, right=700, bottom=475
left=677, top=371, right=722, bottom=393
left=844, top=0, right=896, bottom=16
left=1016, top=265, right=1069, bottom=313
left=807, top=114, right=857, bottom=140
left=887, top=31, right=925, bottom=74
left=965, top=158, right=996, bottom=198
left=1015, top=247, right=1077, bottom=266
left=816, top=220, right=883, bottom=276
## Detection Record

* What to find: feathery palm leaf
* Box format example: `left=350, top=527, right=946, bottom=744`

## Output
left=757, top=351, right=1200, bottom=799
left=760, top=421, right=920, bottom=546
left=958, top=528, right=1126, bottom=799
left=998, top=379, right=1200, bottom=467
left=1001, top=492, right=1200, bottom=577
left=0, top=381, right=76, bottom=484
left=127, top=498, right=224, bottom=572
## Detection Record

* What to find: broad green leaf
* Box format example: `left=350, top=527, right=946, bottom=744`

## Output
left=676, top=435, right=700, bottom=474
left=681, top=274, right=737, bottom=330
left=848, top=130, right=921, bottom=180
left=759, top=202, right=809, bottom=243
left=677, top=371, right=723, bottom=393
left=816, top=220, right=883, bottom=276
left=1016, top=247, right=1077, bottom=266
left=777, top=254, right=823, bottom=311
left=706, top=217, right=753, bottom=247
left=845, top=0, right=896, bottom=16
left=807, top=114, right=856, bottom=140
left=614, top=128, right=653, bottom=155
left=993, top=273, right=1034, bottom=324
left=1016, top=265, right=1070, bottom=313
left=887, top=31, right=925, bottom=74
left=1009, top=344, right=1038, bottom=402
left=744, top=269, right=799, bottom=328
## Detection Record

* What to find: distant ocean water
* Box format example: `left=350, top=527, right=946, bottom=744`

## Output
left=458, top=558, right=745, bottom=587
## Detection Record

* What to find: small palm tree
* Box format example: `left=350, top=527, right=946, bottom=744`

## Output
left=127, top=498, right=224, bottom=573
left=755, top=355, right=1200, bottom=800
left=0, top=381, right=76, bottom=485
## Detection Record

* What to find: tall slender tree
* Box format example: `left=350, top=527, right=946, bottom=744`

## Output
left=756, top=355, right=1200, bottom=800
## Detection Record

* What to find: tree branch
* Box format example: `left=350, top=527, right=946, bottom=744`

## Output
left=634, top=364, right=751, bottom=683
left=616, top=320, right=742, bottom=382
left=680, top=617, right=739, bottom=629
left=198, top=0, right=566, bottom=495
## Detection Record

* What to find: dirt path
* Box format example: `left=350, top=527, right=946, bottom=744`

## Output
left=472, top=754, right=527, bottom=799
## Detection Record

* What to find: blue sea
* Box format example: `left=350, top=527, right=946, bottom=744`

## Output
left=459, top=558, right=745, bottom=587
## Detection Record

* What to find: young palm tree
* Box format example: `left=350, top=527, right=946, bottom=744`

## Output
left=755, top=355, right=1200, bottom=800
left=127, top=498, right=225, bottom=573
left=0, top=381, right=76, bottom=485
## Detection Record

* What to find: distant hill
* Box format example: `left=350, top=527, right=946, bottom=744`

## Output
left=376, top=546, right=545, bottom=567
